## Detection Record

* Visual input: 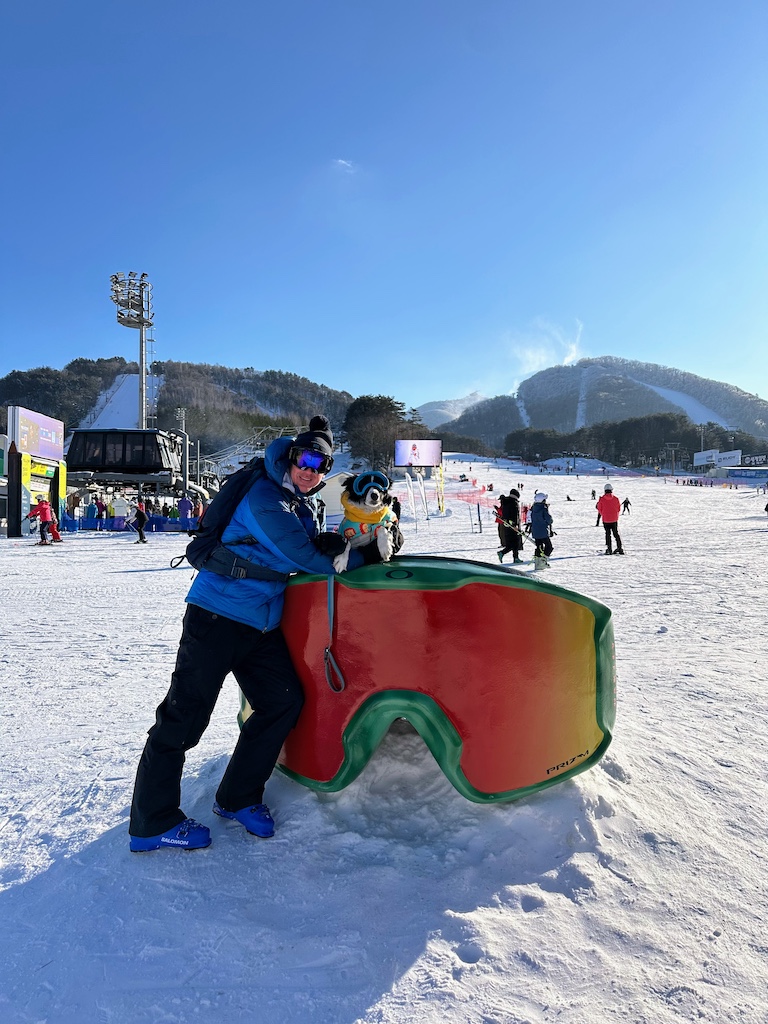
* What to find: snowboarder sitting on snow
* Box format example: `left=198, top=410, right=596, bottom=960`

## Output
left=530, top=492, right=554, bottom=567
left=596, top=484, right=624, bottom=554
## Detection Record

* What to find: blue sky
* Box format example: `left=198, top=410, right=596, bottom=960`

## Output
left=1, top=1, right=767, bottom=410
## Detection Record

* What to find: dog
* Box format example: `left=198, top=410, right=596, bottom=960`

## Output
left=333, top=471, right=400, bottom=572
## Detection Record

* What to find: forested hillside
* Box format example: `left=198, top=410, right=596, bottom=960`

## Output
left=435, top=357, right=768, bottom=446
left=153, top=362, right=354, bottom=452
left=0, top=357, right=136, bottom=434
left=587, top=356, right=768, bottom=432
left=504, top=414, right=763, bottom=468
left=0, top=358, right=355, bottom=454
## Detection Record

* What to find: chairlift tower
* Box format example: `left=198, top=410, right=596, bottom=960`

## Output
left=109, top=272, right=154, bottom=429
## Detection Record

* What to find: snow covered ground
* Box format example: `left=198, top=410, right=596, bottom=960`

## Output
left=1, top=458, right=767, bottom=1024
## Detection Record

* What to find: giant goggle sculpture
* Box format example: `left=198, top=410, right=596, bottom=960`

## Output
left=240, top=556, right=616, bottom=803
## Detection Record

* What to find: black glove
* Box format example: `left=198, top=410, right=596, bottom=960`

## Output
left=390, top=524, right=405, bottom=555
left=359, top=541, right=384, bottom=565
left=314, top=532, right=348, bottom=558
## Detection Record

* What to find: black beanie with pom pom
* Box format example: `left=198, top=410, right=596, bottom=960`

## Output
left=293, top=415, right=334, bottom=458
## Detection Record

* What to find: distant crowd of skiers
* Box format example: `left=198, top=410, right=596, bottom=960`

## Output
left=23, top=492, right=208, bottom=546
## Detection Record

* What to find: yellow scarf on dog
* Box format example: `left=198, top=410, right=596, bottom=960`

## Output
left=339, top=493, right=395, bottom=525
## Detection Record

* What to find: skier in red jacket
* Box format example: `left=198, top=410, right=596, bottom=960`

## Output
left=27, top=496, right=55, bottom=545
left=595, top=483, right=624, bottom=555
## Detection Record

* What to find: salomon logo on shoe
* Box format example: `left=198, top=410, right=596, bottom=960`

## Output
left=129, top=818, right=211, bottom=853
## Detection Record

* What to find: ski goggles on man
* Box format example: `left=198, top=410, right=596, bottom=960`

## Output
left=289, top=447, right=334, bottom=474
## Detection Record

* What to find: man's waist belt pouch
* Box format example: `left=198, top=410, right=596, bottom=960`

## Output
left=204, top=544, right=291, bottom=582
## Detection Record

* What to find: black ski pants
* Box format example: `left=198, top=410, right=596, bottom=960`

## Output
left=129, top=603, right=304, bottom=838
left=533, top=535, right=553, bottom=558
left=603, top=521, right=623, bottom=553
left=499, top=524, right=522, bottom=557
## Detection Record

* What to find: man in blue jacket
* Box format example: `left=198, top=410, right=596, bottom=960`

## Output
left=129, top=416, right=372, bottom=852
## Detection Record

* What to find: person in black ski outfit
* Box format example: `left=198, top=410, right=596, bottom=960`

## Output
left=496, top=488, right=523, bottom=563
left=133, top=502, right=148, bottom=544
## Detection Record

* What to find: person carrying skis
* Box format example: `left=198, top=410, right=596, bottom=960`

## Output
left=496, top=488, right=523, bottom=563
left=530, top=492, right=554, bottom=567
left=128, top=415, right=383, bottom=854
left=596, top=484, right=624, bottom=554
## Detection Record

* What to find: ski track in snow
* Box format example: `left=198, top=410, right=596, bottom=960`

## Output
left=1, top=462, right=767, bottom=1023
left=574, top=368, right=589, bottom=430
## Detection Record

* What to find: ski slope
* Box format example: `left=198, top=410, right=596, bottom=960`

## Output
left=630, top=378, right=729, bottom=427
left=80, top=373, right=163, bottom=430
left=1, top=459, right=766, bottom=1024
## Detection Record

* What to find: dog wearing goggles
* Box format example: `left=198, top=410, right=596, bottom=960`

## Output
left=333, top=471, right=400, bottom=572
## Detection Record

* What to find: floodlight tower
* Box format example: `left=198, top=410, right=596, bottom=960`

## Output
left=109, top=272, right=154, bottom=429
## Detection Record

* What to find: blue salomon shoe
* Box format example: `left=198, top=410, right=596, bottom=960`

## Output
left=212, top=801, right=275, bottom=838
left=129, top=818, right=211, bottom=853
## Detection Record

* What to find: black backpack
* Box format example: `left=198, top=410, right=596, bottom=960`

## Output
left=170, top=457, right=289, bottom=582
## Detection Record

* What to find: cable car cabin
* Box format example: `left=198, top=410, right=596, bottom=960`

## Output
left=66, top=429, right=184, bottom=486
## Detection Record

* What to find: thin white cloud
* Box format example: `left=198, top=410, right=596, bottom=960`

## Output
left=333, top=159, right=357, bottom=174
left=503, top=317, right=586, bottom=393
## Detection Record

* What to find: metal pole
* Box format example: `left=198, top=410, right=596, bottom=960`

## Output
left=139, top=321, right=147, bottom=429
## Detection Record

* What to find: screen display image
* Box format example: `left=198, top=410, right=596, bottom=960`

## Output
left=394, top=439, right=442, bottom=468
left=9, top=406, right=65, bottom=462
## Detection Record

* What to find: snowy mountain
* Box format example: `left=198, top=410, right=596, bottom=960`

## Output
left=415, top=392, right=486, bottom=429
left=517, top=357, right=768, bottom=435
left=442, top=358, right=768, bottom=446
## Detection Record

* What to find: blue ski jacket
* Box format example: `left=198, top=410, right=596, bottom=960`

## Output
left=529, top=502, right=553, bottom=540
left=186, top=436, right=364, bottom=630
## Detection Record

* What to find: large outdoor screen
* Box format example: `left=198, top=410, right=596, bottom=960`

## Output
left=394, top=439, right=443, bottom=468
left=8, top=406, right=65, bottom=462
